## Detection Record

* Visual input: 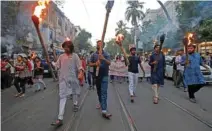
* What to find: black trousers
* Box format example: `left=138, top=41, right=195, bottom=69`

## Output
left=188, top=84, right=205, bottom=98
left=27, top=76, right=34, bottom=85
left=14, top=77, right=26, bottom=93
left=1, top=71, right=9, bottom=89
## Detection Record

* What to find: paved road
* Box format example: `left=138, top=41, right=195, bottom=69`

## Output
left=1, top=78, right=212, bottom=131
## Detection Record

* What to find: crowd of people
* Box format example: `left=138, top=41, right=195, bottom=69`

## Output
left=1, top=54, right=46, bottom=96
left=1, top=38, right=211, bottom=127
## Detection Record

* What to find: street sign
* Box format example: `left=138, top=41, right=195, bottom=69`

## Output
left=138, top=41, right=143, bottom=49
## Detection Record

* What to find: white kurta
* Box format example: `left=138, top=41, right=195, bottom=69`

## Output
left=56, top=53, right=83, bottom=98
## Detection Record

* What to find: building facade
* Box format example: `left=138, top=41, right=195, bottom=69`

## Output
left=42, top=1, right=77, bottom=48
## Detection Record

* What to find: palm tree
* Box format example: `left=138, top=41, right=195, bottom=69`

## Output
left=125, top=0, right=145, bottom=27
left=115, top=20, right=128, bottom=36
left=125, top=0, right=145, bottom=46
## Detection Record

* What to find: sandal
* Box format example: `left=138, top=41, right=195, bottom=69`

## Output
left=14, top=93, right=22, bottom=97
left=130, top=95, right=134, bottom=103
left=73, top=105, right=79, bottom=112
left=19, top=94, right=25, bottom=98
left=102, top=112, right=112, bottom=119
left=153, top=97, right=158, bottom=104
left=51, top=119, right=63, bottom=127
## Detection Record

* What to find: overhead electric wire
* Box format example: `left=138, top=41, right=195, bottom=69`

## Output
left=80, top=0, right=91, bottom=24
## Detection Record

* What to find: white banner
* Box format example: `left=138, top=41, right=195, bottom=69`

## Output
left=109, top=61, right=151, bottom=77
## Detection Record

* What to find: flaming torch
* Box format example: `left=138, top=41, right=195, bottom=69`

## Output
left=183, top=33, right=193, bottom=66
left=153, top=34, right=166, bottom=72
left=31, top=0, right=57, bottom=81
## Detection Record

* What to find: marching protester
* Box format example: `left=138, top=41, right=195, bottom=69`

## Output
left=119, top=43, right=145, bottom=103
left=89, top=40, right=112, bottom=119
left=27, top=56, right=34, bottom=88
left=149, top=44, right=165, bottom=104
left=143, top=54, right=151, bottom=83
left=34, top=57, right=46, bottom=92
left=172, top=53, right=177, bottom=86
left=175, top=49, right=187, bottom=92
left=205, top=52, right=211, bottom=67
left=51, top=40, right=84, bottom=126
left=14, top=55, right=27, bottom=97
left=1, top=57, right=11, bottom=90
left=23, top=57, right=33, bottom=88
left=182, top=44, right=210, bottom=103
left=115, top=55, right=123, bottom=83
left=87, top=51, right=95, bottom=90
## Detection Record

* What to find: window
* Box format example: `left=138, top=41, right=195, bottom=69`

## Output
left=65, top=24, right=67, bottom=31
left=49, top=30, right=53, bottom=40
left=58, top=18, right=62, bottom=27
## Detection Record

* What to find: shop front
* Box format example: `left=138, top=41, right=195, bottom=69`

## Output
left=198, top=41, right=212, bottom=55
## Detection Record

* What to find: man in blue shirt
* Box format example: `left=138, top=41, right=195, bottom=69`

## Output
left=182, top=44, right=209, bottom=103
left=89, top=40, right=111, bottom=119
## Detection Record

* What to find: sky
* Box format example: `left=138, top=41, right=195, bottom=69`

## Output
left=62, top=0, right=168, bottom=46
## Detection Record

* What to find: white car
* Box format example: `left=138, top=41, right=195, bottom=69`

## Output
left=165, top=56, right=212, bottom=83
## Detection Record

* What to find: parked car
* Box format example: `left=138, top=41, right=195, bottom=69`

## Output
left=41, top=59, right=57, bottom=78
left=41, top=59, right=50, bottom=76
left=165, top=56, right=212, bottom=83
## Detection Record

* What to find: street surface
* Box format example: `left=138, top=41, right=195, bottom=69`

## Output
left=1, top=78, right=212, bottom=131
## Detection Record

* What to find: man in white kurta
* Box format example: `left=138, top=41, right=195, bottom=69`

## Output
left=51, top=41, right=83, bottom=126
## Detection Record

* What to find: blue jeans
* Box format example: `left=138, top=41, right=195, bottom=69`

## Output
left=88, top=72, right=94, bottom=86
left=96, top=76, right=108, bottom=111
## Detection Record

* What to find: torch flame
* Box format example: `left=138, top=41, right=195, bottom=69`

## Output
left=66, top=37, right=71, bottom=41
left=187, top=33, right=193, bottom=45
left=33, top=0, right=50, bottom=21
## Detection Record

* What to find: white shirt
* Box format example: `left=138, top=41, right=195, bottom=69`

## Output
left=175, top=55, right=184, bottom=71
left=30, top=60, right=34, bottom=70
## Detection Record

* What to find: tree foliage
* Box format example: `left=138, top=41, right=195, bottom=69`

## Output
left=175, top=1, right=200, bottom=32
left=1, top=1, right=21, bottom=36
left=125, top=0, right=145, bottom=26
left=196, top=19, right=212, bottom=41
left=73, top=29, right=92, bottom=52
left=105, top=20, right=133, bottom=55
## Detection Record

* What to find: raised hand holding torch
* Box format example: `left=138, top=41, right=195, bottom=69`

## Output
left=153, top=34, right=166, bottom=72
left=31, top=0, right=57, bottom=81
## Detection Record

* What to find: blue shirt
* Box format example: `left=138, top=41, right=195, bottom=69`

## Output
left=182, top=53, right=205, bottom=86
left=90, top=51, right=110, bottom=77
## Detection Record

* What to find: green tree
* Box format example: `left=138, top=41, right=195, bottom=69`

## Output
left=196, top=19, right=212, bottom=41
left=125, top=0, right=145, bottom=27
left=105, top=39, right=117, bottom=57
left=73, top=29, right=92, bottom=52
left=1, top=1, right=21, bottom=36
left=176, top=1, right=200, bottom=32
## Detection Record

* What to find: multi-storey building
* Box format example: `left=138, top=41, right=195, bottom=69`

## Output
left=42, top=1, right=77, bottom=47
